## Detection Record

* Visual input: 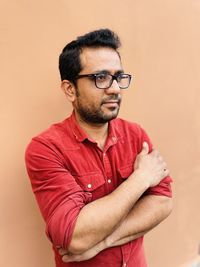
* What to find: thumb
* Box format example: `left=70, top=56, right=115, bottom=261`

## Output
left=140, top=142, right=149, bottom=155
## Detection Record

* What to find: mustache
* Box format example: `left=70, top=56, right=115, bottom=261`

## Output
left=101, top=95, right=121, bottom=104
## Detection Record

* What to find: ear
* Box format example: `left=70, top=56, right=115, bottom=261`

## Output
left=61, top=80, right=76, bottom=102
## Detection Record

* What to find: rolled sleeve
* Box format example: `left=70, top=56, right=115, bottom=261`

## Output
left=25, top=138, right=91, bottom=249
left=140, top=127, right=173, bottom=198
left=144, top=176, right=172, bottom=197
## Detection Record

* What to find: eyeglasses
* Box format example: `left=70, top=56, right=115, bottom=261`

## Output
left=75, top=73, right=132, bottom=89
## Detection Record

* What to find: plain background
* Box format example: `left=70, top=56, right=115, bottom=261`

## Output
left=1, top=1, right=200, bottom=266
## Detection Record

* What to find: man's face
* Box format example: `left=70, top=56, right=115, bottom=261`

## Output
left=73, top=47, right=123, bottom=124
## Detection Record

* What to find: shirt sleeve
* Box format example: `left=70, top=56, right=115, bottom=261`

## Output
left=139, top=127, right=173, bottom=198
left=25, top=137, right=92, bottom=249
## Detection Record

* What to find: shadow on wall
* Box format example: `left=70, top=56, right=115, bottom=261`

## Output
left=191, top=260, right=200, bottom=267
left=180, top=256, right=200, bottom=267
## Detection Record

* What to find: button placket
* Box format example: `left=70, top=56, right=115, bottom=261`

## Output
left=101, top=151, right=112, bottom=193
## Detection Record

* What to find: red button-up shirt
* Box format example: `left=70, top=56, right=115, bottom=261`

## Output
left=25, top=111, right=172, bottom=267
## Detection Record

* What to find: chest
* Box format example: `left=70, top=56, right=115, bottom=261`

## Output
left=61, top=139, right=139, bottom=201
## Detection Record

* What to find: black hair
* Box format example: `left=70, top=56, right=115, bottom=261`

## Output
left=59, top=29, right=121, bottom=83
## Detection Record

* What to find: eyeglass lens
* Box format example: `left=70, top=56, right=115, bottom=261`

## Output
left=95, top=74, right=130, bottom=89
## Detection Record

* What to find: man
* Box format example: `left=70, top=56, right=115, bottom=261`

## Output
left=25, top=29, right=173, bottom=267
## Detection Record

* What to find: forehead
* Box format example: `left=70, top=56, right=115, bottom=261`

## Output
left=79, top=47, right=122, bottom=73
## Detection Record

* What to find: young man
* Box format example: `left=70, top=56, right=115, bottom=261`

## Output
left=25, top=29, right=173, bottom=267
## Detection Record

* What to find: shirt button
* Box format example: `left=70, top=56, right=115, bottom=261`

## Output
left=87, top=184, right=92, bottom=189
left=103, top=153, right=106, bottom=157
left=123, top=263, right=127, bottom=267
left=108, top=179, right=111, bottom=184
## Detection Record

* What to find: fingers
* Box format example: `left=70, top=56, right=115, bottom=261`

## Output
left=140, top=142, right=149, bottom=156
left=56, top=247, right=74, bottom=263
left=62, top=254, right=75, bottom=263
left=62, top=253, right=86, bottom=263
left=163, top=168, right=170, bottom=176
left=151, top=149, right=159, bottom=157
left=153, top=152, right=169, bottom=176
left=58, top=248, right=68, bottom=256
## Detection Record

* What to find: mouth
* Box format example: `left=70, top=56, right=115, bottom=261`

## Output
left=102, top=101, right=120, bottom=108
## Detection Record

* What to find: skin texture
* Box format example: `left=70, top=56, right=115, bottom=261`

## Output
left=74, top=47, right=123, bottom=124
left=59, top=195, right=172, bottom=263
left=59, top=47, right=172, bottom=262
left=61, top=47, right=123, bottom=149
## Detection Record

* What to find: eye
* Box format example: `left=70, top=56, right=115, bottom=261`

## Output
left=96, top=73, right=108, bottom=81
left=117, top=74, right=128, bottom=81
left=116, top=74, right=123, bottom=80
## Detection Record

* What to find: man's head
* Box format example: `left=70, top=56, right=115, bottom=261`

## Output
left=59, top=29, right=121, bottom=84
left=59, top=29, right=131, bottom=124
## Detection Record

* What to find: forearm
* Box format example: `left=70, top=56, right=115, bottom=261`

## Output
left=60, top=195, right=172, bottom=263
left=105, top=195, right=173, bottom=248
left=68, top=142, right=170, bottom=254
left=68, top=171, right=149, bottom=254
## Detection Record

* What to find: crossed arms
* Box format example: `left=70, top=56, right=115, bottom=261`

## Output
left=58, top=142, right=173, bottom=263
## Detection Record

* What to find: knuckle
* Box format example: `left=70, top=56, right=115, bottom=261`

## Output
left=59, top=249, right=67, bottom=256
left=154, top=149, right=159, bottom=155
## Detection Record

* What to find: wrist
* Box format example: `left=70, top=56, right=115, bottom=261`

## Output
left=131, top=169, right=150, bottom=190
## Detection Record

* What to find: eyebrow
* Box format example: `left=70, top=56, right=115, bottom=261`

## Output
left=93, top=69, right=124, bottom=75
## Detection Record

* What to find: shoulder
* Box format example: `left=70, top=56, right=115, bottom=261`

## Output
left=111, top=117, right=153, bottom=150
left=112, top=117, right=145, bottom=138
left=25, top=117, right=72, bottom=157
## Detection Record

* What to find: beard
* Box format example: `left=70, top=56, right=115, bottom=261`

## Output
left=75, top=95, right=121, bottom=124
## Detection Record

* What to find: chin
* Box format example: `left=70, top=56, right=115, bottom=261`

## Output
left=103, top=110, right=119, bottom=121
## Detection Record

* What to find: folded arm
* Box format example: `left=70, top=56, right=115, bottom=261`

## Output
left=60, top=194, right=172, bottom=263
left=105, top=194, right=172, bottom=247
left=67, top=143, right=170, bottom=254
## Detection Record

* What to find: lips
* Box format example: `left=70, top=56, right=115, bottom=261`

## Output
left=101, top=96, right=121, bottom=108
left=103, top=100, right=119, bottom=104
left=102, top=97, right=121, bottom=104
left=102, top=101, right=120, bottom=108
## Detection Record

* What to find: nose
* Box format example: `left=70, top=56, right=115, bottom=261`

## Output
left=105, top=79, right=121, bottom=94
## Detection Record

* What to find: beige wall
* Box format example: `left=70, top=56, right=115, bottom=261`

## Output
left=1, top=1, right=200, bottom=266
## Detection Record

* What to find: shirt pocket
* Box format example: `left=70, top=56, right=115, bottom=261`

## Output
left=74, top=172, right=106, bottom=201
left=117, top=163, right=133, bottom=181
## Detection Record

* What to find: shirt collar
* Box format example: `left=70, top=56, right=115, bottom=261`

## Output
left=69, top=111, right=89, bottom=143
left=107, top=118, right=125, bottom=149
left=69, top=110, right=121, bottom=145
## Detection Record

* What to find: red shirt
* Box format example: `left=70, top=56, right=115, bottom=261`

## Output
left=25, top=111, right=172, bottom=267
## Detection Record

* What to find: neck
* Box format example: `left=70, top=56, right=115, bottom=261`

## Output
left=74, top=110, right=109, bottom=150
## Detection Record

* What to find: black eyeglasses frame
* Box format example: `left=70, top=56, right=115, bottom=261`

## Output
left=75, top=73, right=132, bottom=89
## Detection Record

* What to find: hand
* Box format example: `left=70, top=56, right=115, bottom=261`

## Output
left=57, top=242, right=105, bottom=263
left=134, top=142, right=169, bottom=187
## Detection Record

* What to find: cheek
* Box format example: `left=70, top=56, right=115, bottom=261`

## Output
left=76, top=81, right=104, bottom=106
left=81, top=91, right=103, bottom=107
